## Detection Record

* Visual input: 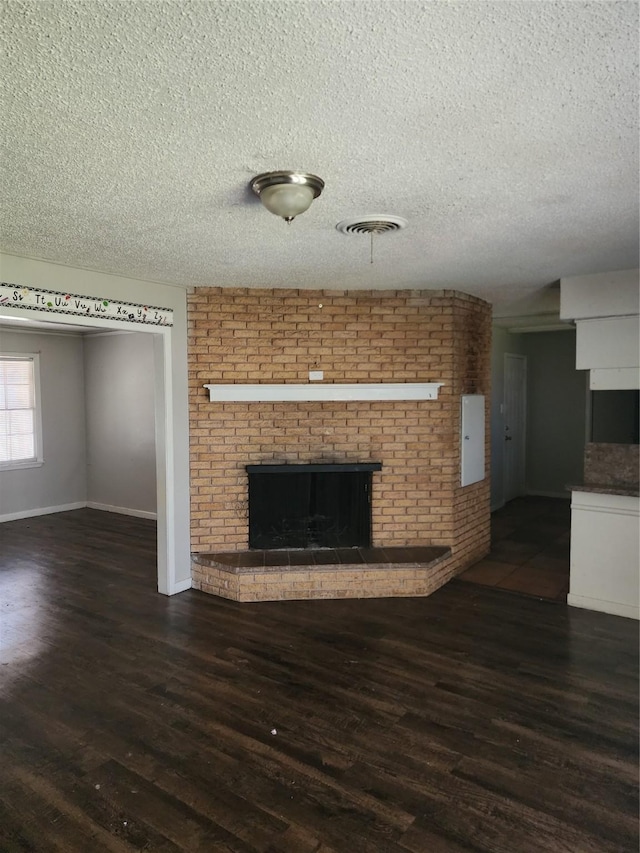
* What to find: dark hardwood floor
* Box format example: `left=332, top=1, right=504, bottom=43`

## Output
left=1, top=509, right=638, bottom=853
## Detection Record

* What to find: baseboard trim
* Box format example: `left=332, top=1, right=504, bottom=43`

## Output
left=526, top=490, right=570, bottom=499
left=169, top=578, right=193, bottom=595
left=0, top=502, right=87, bottom=523
left=568, top=593, right=639, bottom=621
left=87, top=502, right=157, bottom=520
left=491, top=492, right=570, bottom=510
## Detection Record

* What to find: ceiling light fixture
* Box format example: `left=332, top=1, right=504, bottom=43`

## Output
left=251, top=171, right=324, bottom=223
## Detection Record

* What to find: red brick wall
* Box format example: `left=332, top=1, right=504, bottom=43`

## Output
left=188, top=288, right=491, bottom=580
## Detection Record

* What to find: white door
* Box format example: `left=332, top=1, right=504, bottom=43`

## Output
left=503, top=353, right=527, bottom=502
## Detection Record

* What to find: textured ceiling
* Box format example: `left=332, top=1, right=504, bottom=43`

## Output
left=1, top=0, right=638, bottom=313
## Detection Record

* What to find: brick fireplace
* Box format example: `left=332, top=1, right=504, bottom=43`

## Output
left=188, top=288, right=491, bottom=601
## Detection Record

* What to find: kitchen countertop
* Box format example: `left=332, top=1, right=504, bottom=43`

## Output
left=569, top=483, right=639, bottom=498
left=570, top=443, right=639, bottom=497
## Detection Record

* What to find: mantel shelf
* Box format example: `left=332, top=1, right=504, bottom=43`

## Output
left=203, top=382, right=444, bottom=402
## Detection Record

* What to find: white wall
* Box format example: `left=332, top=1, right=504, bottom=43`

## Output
left=0, top=327, right=87, bottom=518
left=0, top=253, right=191, bottom=594
left=84, top=332, right=156, bottom=516
left=519, top=330, right=587, bottom=498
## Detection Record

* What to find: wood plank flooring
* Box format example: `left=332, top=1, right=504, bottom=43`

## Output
left=0, top=509, right=638, bottom=852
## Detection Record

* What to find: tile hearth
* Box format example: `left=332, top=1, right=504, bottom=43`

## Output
left=192, top=545, right=452, bottom=602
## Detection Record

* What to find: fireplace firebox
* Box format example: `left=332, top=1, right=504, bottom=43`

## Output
left=247, top=463, right=382, bottom=549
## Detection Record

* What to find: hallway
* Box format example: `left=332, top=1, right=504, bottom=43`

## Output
left=457, top=496, right=571, bottom=601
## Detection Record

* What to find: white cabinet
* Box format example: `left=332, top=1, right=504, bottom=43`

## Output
left=560, top=268, right=639, bottom=391
left=569, top=491, right=639, bottom=620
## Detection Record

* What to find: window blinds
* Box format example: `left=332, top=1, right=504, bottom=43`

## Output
left=0, top=358, right=36, bottom=463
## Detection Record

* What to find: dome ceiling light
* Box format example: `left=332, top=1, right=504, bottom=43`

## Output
left=250, top=171, right=325, bottom=223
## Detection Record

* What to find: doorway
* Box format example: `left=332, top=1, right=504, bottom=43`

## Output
left=503, top=352, right=527, bottom=503
left=0, top=308, right=177, bottom=595
left=456, top=495, right=570, bottom=601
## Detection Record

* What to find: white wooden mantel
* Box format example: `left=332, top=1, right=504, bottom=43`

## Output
left=203, top=383, right=444, bottom=402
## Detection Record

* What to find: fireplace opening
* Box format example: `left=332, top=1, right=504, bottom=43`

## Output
left=247, top=463, right=382, bottom=549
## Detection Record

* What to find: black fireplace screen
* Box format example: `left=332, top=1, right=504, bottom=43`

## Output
left=247, top=463, right=381, bottom=549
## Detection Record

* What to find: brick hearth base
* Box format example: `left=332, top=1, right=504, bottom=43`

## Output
left=191, top=545, right=451, bottom=602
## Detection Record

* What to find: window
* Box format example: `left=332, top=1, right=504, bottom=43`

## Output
left=0, top=354, right=43, bottom=469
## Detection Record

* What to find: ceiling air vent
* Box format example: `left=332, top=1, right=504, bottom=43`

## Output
left=336, top=215, right=407, bottom=235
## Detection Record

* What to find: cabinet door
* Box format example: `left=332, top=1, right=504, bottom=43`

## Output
left=461, top=395, right=485, bottom=487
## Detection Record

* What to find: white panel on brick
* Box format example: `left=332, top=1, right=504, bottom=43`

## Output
left=461, top=395, right=485, bottom=487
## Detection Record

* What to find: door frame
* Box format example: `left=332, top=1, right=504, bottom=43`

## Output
left=503, top=352, right=527, bottom=503
left=0, top=304, right=181, bottom=596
